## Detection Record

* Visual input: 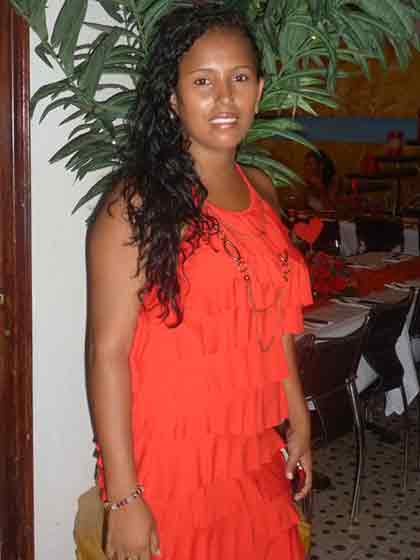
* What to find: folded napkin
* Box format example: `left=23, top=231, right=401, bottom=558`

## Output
left=347, top=263, right=379, bottom=270
left=339, top=220, right=358, bottom=257
left=329, top=297, right=371, bottom=309
left=382, top=254, right=412, bottom=264
left=384, top=282, right=411, bottom=292
left=390, top=279, right=420, bottom=289
left=403, top=226, right=419, bottom=256
left=304, top=317, right=333, bottom=326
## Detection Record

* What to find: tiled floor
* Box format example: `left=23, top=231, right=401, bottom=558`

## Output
left=310, top=404, right=420, bottom=559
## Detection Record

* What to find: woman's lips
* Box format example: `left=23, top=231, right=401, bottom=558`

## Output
left=209, top=113, right=238, bottom=126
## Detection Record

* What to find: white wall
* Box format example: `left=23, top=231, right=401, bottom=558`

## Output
left=30, top=4, right=107, bottom=558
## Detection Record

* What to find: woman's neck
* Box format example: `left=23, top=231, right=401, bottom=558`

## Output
left=193, top=150, right=238, bottom=195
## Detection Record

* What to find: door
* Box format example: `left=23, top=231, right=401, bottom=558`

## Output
left=0, top=171, right=5, bottom=556
left=0, top=4, right=33, bottom=559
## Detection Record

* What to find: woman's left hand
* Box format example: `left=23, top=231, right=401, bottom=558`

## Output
left=280, top=334, right=313, bottom=501
left=284, top=428, right=312, bottom=501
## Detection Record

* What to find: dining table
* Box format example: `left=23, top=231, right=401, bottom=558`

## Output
left=303, top=251, right=420, bottom=415
left=347, top=251, right=420, bottom=295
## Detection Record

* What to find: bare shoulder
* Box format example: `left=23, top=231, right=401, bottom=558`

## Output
left=242, top=165, right=280, bottom=212
left=86, top=179, right=143, bottom=305
left=87, top=180, right=135, bottom=248
left=85, top=180, right=140, bottom=281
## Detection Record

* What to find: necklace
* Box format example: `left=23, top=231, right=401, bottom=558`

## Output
left=217, top=225, right=287, bottom=352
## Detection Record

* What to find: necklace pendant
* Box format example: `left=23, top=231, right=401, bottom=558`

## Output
left=279, top=250, right=290, bottom=282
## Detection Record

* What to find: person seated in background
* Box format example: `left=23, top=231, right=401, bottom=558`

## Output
left=302, top=149, right=339, bottom=211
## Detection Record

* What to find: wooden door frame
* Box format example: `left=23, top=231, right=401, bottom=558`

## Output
left=1, top=5, right=34, bottom=559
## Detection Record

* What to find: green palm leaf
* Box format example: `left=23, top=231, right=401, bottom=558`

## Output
left=51, top=0, right=88, bottom=74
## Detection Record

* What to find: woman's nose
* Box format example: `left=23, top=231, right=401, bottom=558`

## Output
left=216, top=79, right=234, bottom=103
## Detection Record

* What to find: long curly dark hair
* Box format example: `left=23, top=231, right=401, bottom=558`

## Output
left=119, top=3, right=262, bottom=324
left=306, top=149, right=336, bottom=189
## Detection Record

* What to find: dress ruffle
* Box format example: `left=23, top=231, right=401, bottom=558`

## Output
left=134, top=429, right=285, bottom=503
left=151, top=453, right=302, bottom=559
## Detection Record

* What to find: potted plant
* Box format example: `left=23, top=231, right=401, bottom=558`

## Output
left=10, top=0, right=420, bottom=211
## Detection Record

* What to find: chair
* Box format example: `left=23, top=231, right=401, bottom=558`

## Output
left=355, top=217, right=403, bottom=252
left=295, top=321, right=369, bottom=523
left=408, top=287, right=420, bottom=344
left=359, top=290, right=414, bottom=490
left=408, top=288, right=420, bottom=471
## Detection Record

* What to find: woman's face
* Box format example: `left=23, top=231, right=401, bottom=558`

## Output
left=303, top=154, right=322, bottom=179
left=170, top=27, right=264, bottom=158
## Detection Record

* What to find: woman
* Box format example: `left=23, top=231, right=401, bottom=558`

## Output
left=87, top=5, right=312, bottom=560
left=303, top=149, right=339, bottom=211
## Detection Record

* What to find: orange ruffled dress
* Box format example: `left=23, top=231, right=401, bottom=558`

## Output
left=99, top=165, right=313, bottom=559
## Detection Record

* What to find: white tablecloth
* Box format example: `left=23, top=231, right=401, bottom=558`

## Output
left=303, top=286, right=420, bottom=415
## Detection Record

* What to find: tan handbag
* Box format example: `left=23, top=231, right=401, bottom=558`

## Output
left=74, top=486, right=107, bottom=560
left=295, top=503, right=312, bottom=558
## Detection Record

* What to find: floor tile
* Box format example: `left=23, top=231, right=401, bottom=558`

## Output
left=309, top=404, right=420, bottom=559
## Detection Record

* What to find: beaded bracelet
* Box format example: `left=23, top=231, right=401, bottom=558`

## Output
left=104, top=484, right=145, bottom=512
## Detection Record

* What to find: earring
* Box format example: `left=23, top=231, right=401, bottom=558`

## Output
left=255, top=105, right=259, bottom=115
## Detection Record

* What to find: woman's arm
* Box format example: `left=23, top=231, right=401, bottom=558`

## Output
left=86, top=192, right=159, bottom=558
left=327, top=174, right=340, bottom=207
left=281, top=333, right=312, bottom=500
left=243, top=166, right=312, bottom=497
left=86, top=192, right=140, bottom=500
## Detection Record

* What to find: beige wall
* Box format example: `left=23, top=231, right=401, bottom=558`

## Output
left=321, top=45, right=420, bottom=119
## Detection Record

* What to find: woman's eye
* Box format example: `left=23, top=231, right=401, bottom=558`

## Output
left=234, top=73, right=250, bottom=82
left=194, top=77, right=210, bottom=86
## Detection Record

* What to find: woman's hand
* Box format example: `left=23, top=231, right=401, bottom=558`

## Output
left=280, top=334, right=313, bottom=502
left=104, top=498, right=160, bottom=560
left=284, top=426, right=312, bottom=501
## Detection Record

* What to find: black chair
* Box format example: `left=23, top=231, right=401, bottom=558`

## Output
left=356, top=217, right=403, bottom=252
left=408, top=288, right=420, bottom=341
left=359, top=290, right=414, bottom=490
left=408, top=288, right=420, bottom=471
left=295, top=321, right=369, bottom=523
